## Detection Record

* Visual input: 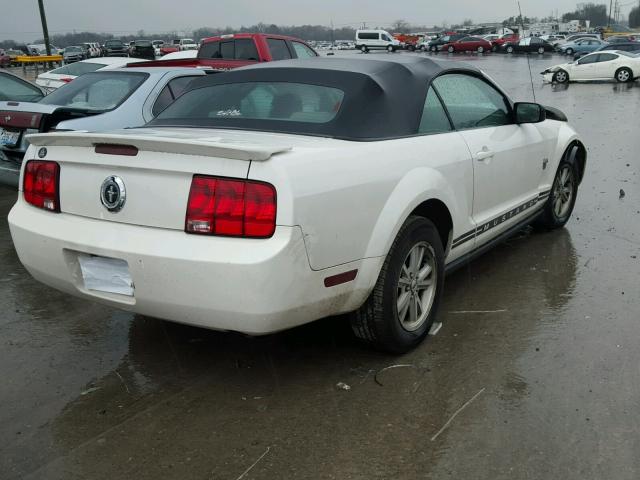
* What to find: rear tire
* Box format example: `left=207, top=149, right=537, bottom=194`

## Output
left=615, top=67, right=632, bottom=83
left=537, top=47, right=545, bottom=54
left=448, top=46, right=455, bottom=53
left=350, top=216, right=445, bottom=353
left=565, top=48, right=574, bottom=55
left=535, top=155, right=579, bottom=230
left=430, top=45, right=437, bottom=52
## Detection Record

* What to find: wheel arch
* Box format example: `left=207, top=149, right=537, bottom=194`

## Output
left=409, top=199, right=453, bottom=255
left=565, top=140, right=587, bottom=184
left=364, top=169, right=462, bottom=262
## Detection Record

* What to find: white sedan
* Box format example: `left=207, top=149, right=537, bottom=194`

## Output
left=36, top=57, right=148, bottom=92
left=542, top=50, right=640, bottom=83
left=9, top=57, right=586, bottom=352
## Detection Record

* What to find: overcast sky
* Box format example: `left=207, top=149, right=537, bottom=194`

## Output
left=1, top=0, right=616, bottom=42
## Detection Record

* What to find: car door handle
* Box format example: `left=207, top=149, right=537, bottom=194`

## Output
left=475, top=149, right=495, bottom=161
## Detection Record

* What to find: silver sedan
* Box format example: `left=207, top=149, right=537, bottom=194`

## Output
left=0, top=67, right=207, bottom=186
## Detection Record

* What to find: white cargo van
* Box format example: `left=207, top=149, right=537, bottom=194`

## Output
left=355, top=30, right=401, bottom=53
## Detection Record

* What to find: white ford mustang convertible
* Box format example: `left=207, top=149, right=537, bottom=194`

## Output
left=9, top=57, right=586, bottom=352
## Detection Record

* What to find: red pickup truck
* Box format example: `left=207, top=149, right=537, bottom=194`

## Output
left=133, top=33, right=318, bottom=71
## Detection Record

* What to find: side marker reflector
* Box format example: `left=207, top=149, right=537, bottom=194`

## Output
left=324, top=269, right=358, bottom=288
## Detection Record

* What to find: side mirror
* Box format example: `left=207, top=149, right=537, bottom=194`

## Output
left=514, top=102, right=546, bottom=124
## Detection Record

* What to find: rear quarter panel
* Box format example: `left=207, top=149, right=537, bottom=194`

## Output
left=249, top=133, right=474, bottom=271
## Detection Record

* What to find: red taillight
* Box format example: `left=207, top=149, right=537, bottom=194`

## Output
left=0, top=111, right=43, bottom=128
left=185, top=176, right=276, bottom=238
left=23, top=160, right=60, bottom=212
left=61, top=77, right=74, bottom=83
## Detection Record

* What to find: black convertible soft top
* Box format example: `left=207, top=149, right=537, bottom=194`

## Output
left=147, top=56, right=485, bottom=140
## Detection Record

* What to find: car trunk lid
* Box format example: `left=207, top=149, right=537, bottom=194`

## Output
left=24, top=129, right=292, bottom=230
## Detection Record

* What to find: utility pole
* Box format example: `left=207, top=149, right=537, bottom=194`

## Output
left=608, top=0, right=613, bottom=28
left=37, top=0, right=52, bottom=55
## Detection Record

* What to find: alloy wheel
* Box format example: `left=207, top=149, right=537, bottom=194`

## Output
left=396, top=242, right=437, bottom=332
left=617, top=69, right=630, bottom=82
left=555, top=71, right=567, bottom=83
left=552, top=165, right=574, bottom=220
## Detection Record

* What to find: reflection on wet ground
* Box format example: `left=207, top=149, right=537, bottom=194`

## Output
left=1, top=53, right=640, bottom=479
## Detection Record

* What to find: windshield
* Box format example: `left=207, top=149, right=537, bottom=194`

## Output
left=65, top=47, right=82, bottom=52
left=182, top=39, right=194, bottom=44
left=39, top=71, right=148, bottom=111
left=153, top=82, right=344, bottom=127
left=105, top=40, right=123, bottom=47
left=134, top=40, right=152, bottom=47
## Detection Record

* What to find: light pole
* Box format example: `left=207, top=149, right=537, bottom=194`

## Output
left=37, top=0, right=52, bottom=55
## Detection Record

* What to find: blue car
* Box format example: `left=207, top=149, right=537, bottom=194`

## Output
left=560, top=38, right=608, bottom=56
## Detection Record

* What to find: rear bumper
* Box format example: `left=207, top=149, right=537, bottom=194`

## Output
left=9, top=200, right=380, bottom=334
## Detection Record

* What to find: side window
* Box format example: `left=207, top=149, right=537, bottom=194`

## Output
left=199, top=41, right=221, bottom=59
left=267, top=38, right=292, bottom=60
left=152, top=85, right=173, bottom=116
left=220, top=41, right=234, bottom=59
left=418, top=88, right=452, bottom=135
left=578, top=54, right=598, bottom=65
left=234, top=39, right=259, bottom=60
left=433, top=74, right=511, bottom=130
left=291, top=42, right=317, bottom=58
left=152, top=76, right=199, bottom=117
left=597, top=53, right=617, bottom=62
left=382, top=34, right=391, bottom=41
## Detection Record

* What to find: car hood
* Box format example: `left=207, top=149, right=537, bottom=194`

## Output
left=541, top=63, right=572, bottom=74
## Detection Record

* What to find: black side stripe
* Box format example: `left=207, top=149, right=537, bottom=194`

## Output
left=452, top=192, right=549, bottom=249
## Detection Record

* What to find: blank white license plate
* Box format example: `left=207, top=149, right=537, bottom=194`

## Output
left=78, top=255, right=134, bottom=296
left=0, top=128, right=20, bottom=147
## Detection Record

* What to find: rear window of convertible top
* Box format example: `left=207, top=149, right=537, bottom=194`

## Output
left=154, top=82, right=345, bottom=125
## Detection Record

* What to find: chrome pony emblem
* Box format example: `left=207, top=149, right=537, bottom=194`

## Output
left=100, top=176, right=126, bottom=212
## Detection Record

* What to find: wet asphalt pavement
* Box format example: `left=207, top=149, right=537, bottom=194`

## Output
left=1, top=52, right=640, bottom=479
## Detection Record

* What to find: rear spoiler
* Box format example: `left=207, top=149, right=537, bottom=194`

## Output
left=25, top=132, right=291, bottom=161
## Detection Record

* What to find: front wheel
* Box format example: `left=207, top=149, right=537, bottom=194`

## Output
left=565, top=48, right=574, bottom=55
left=553, top=69, right=569, bottom=83
left=430, top=45, right=437, bottom=52
left=477, top=46, right=484, bottom=53
left=360, top=45, right=368, bottom=53
left=615, top=67, right=632, bottom=83
left=387, top=45, right=395, bottom=53
left=506, top=46, right=514, bottom=53
left=536, top=159, right=579, bottom=229
left=537, top=47, right=545, bottom=54
left=350, top=216, right=444, bottom=353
